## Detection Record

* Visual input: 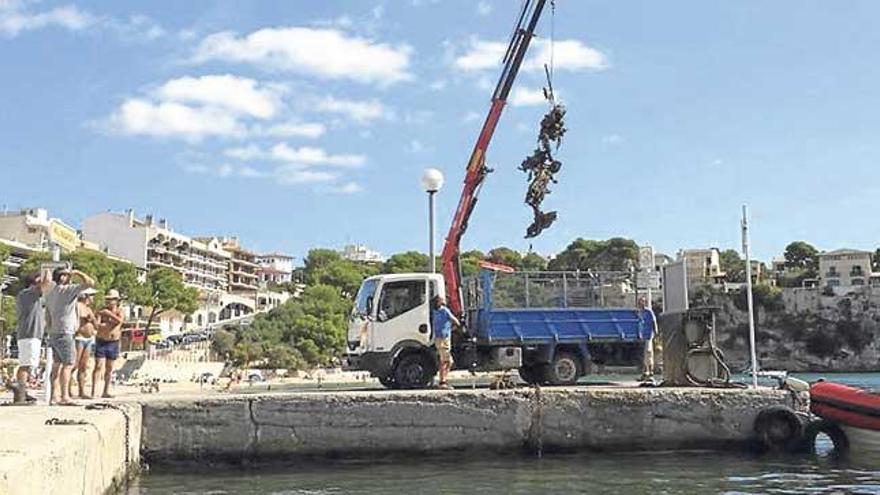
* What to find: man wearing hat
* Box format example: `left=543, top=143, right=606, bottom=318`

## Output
left=45, top=266, right=95, bottom=405
left=94, top=289, right=124, bottom=398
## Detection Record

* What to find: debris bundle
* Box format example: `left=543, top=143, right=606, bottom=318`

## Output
left=520, top=101, right=566, bottom=238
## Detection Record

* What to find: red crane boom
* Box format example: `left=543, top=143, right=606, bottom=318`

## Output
left=440, top=0, right=548, bottom=317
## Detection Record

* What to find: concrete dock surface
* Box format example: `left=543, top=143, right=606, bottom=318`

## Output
left=0, top=382, right=808, bottom=494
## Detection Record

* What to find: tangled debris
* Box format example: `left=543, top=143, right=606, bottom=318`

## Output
left=520, top=100, right=566, bottom=238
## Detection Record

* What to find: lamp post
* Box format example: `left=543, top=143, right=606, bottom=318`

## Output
left=421, top=168, right=444, bottom=273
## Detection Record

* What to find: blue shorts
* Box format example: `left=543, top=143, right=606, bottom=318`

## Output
left=94, top=339, right=120, bottom=360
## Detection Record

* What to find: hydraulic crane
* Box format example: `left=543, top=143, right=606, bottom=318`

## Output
left=440, top=0, right=548, bottom=318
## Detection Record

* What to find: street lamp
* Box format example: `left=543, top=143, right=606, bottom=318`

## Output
left=421, top=168, right=444, bottom=273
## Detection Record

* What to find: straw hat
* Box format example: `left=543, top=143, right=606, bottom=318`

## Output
left=105, top=289, right=121, bottom=300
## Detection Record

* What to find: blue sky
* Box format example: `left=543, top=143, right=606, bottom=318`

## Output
left=2, top=0, right=880, bottom=263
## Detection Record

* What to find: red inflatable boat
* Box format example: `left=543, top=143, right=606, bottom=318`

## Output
left=810, top=381, right=880, bottom=454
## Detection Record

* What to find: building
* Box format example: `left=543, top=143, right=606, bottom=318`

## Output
left=256, top=252, right=294, bottom=286
left=83, top=211, right=231, bottom=293
left=341, top=244, right=385, bottom=263
left=677, top=248, right=726, bottom=290
left=0, top=208, right=79, bottom=254
left=195, top=237, right=261, bottom=294
left=818, top=249, right=880, bottom=290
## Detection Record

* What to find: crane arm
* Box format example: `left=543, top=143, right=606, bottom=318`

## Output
left=441, top=0, right=547, bottom=317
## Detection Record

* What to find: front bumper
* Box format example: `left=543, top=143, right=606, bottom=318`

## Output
left=344, top=351, right=394, bottom=378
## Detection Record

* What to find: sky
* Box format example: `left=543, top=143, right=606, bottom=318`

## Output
left=2, top=0, right=880, bottom=263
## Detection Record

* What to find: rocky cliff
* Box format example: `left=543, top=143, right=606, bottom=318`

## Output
left=703, top=287, right=880, bottom=372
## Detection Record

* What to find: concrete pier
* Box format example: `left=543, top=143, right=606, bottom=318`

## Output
left=141, top=387, right=807, bottom=463
left=0, top=403, right=141, bottom=495
left=0, top=386, right=808, bottom=493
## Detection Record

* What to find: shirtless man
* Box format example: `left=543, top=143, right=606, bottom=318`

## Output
left=93, top=289, right=124, bottom=398
left=73, top=289, right=98, bottom=399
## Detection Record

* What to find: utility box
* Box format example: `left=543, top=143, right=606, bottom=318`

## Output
left=490, top=346, right=523, bottom=369
left=658, top=307, right=727, bottom=386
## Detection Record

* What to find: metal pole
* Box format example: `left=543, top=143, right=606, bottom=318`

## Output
left=742, top=205, right=759, bottom=389
left=428, top=191, right=436, bottom=273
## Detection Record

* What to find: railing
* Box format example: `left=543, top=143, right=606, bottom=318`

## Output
left=464, top=270, right=638, bottom=311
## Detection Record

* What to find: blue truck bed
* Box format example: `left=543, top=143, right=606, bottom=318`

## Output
left=467, top=270, right=653, bottom=345
left=475, top=307, right=652, bottom=344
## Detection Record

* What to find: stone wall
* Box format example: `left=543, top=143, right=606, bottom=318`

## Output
left=141, top=387, right=805, bottom=463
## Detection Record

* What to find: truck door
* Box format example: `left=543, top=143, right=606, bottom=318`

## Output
left=371, top=279, right=430, bottom=352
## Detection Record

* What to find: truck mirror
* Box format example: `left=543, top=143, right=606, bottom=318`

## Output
left=366, top=296, right=374, bottom=315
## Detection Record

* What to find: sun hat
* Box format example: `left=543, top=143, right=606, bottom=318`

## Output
left=105, top=289, right=121, bottom=299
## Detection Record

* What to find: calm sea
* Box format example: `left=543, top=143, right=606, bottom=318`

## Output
left=128, top=372, right=880, bottom=495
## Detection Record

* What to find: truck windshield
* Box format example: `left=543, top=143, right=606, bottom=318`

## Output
left=354, top=279, right=379, bottom=316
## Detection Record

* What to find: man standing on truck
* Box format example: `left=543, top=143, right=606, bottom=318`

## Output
left=638, top=297, right=660, bottom=381
left=432, top=295, right=460, bottom=389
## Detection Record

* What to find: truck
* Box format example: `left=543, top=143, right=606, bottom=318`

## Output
left=346, top=269, right=654, bottom=388
left=344, top=0, right=654, bottom=388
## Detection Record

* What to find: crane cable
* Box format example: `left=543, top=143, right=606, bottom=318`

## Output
left=543, top=0, right=557, bottom=103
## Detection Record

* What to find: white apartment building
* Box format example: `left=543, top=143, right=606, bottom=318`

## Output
left=83, top=211, right=231, bottom=293
left=256, top=252, right=294, bottom=285
left=0, top=208, right=79, bottom=253
left=818, top=249, right=880, bottom=291
left=341, top=244, right=385, bottom=263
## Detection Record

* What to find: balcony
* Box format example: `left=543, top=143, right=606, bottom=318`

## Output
left=825, top=271, right=840, bottom=278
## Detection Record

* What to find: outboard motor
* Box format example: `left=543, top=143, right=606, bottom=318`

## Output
left=658, top=306, right=731, bottom=386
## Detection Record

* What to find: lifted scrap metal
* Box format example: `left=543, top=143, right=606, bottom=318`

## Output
left=521, top=77, right=566, bottom=238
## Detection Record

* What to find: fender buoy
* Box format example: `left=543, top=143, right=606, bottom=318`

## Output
left=753, top=406, right=804, bottom=453
left=798, top=419, right=849, bottom=456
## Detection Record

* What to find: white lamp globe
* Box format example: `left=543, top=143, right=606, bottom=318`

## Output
left=421, top=168, right=444, bottom=192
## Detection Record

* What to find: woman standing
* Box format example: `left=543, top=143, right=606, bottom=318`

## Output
left=73, top=288, right=98, bottom=399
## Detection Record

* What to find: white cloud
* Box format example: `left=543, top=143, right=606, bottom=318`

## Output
left=325, top=181, right=364, bottom=194
left=454, top=39, right=506, bottom=71
left=454, top=37, right=608, bottom=73
left=602, top=134, right=624, bottom=145
left=192, top=27, right=413, bottom=86
left=156, top=74, right=283, bottom=119
left=224, top=143, right=366, bottom=168
left=428, top=79, right=447, bottom=91
left=462, top=111, right=481, bottom=123
left=107, top=98, right=244, bottom=141
left=406, top=139, right=426, bottom=153
left=0, top=1, right=163, bottom=41
left=511, top=86, right=548, bottom=107
left=315, top=96, right=387, bottom=124
left=477, top=1, right=492, bottom=16
left=0, top=2, right=94, bottom=37
left=275, top=166, right=338, bottom=185
left=252, top=121, right=326, bottom=139
left=524, top=39, right=609, bottom=72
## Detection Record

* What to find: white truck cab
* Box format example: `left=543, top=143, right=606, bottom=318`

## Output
left=345, top=273, right=446, bottom=388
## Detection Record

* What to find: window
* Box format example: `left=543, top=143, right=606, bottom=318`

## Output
left=852, top=278, right=865, bottom=286
left=378, top=280, right=426, bottom=320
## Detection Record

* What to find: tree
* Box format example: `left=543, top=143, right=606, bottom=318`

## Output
left=521, top=252, right=548, bottom=271
left=719, top=249, right=746, bottom=283
left=303, top=249, right=377, bottom=297
left=228, top=283, right=352, bottom=369
left=382, top=251, right=429, bottom=274
left=66, top=250, right=140, bottom=304
left=487, top=247, right=522, bottom=269
left=460, top=250, right=485, bottom=277
left=873, top=249, right=880, bottom=272
left=0, top=243, right=9, bottom=283
left=783, top=241, right=819, bottom=272
left=132, top=268, right=199, bottom=345
left=211, top=328, right=236, bottom=358
left=548, top=237, right=638, bottom=271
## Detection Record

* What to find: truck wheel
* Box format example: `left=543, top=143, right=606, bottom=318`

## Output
left=518, top=365, right=544, bottom=385
left=378, top=375, right=399, bottom=389
left=394, top=353, right=434, bottom=389
left=544, top=352, right=581, bottom=386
